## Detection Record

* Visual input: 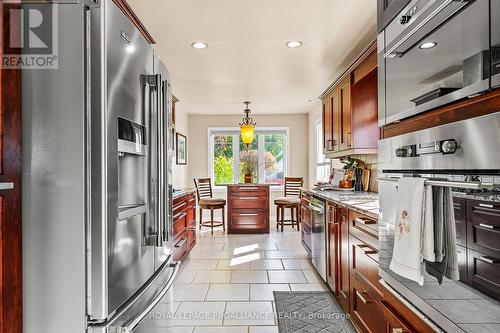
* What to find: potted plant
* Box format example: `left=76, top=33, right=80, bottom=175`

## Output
left=339, top=157, right=358, bottom=189
left=240, top=150, right=259, bottom=183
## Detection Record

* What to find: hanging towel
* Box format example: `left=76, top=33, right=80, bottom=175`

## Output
left=425, top=187, right=460, bottom=284
left=389, top=177, right=434, bottom=286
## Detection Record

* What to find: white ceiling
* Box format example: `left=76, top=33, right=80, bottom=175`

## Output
left=128, top=0, right=377, bottom=115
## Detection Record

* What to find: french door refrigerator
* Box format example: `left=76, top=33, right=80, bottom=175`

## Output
left=21, top=1, right=178, bottom=332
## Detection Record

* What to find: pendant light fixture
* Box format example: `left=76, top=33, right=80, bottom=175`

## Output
left=239, top=101, right=256, bottom=147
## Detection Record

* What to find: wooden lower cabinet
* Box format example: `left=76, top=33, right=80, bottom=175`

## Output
left=338, top=207, right=350, bottom=312
left=172, top=191, right=197, bottom=261
left=327, top=203, right=339, bottom=294
left=351, top=279, right=385, bottom=333
left=227, top=185, right=270, bottom=233
left=300, top=193, right=312, bottom=254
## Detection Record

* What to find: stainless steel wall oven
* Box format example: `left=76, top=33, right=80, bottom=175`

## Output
left=378, top=112, right=500, bottom=332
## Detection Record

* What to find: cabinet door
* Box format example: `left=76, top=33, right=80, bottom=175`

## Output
left=327, top=204, right=338, bottom=294
left=338, top=207, right=350, bottom=312
left=0, top=7, right=23, bottom=331
left=351, top=280, right=385, bottom=333
left=331, top=89, right=340, bottom=152
left=351, top=68, right=379, bottom=150
left=339, top=76, right=351, bottom=151
left=322, top=96, right=332, bottom=152
left=382, top=302, right=413, bottom=333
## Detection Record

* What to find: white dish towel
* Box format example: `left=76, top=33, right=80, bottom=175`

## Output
left=389, top=177, right=435, bottom=286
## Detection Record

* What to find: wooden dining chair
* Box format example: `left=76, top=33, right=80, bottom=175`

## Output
left=274, top=177, right=304, bottom=232
left=193, top=178, right=226, bottom=234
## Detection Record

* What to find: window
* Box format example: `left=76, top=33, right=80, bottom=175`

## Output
left=315, top=119, right=330, bottom=182
left=209, top=128, right=289, bottom=186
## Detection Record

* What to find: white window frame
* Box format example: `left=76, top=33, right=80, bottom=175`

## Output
left=208, top=127, right=290, bottom=189
left=315, top=119, right=330, bottom=182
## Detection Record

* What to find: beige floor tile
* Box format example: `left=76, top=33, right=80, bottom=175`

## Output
left=192, top=270, right=232, bottom=284
left=249, top=326, right=279, bottom=333
left=162, top=284, right=209, bottom=302
left=205, top=284, right=250, bottom=301
left=224, top=302, right=275, bottom=326
left=265, top=250, right=296, bottom=259
left=142, top=302, right=181, bottom=328
left=136, top=326, right=194, bottom=333
left=281, top=259, right=313, bottom=270
left=217, top=259, right=251, bottom=271
left=231, top=271, right=268, bottom=284
left=175, top=270, right=197, bottom=284
left=268, top=270, right=307, bottom=283
left=250, top=259, right=283, bottom=270
left=169, top=301, right=226, bottom=326
left=191, top=243, right=225, bottom=251
left=190, top=251, right=233, bottom=260
left=183, top=259, right=219, bottom=271
left=289, top=283, right=328, bottom=291
left=302, top=269, right=324, bottom=283
left=250, top=284, right=290, bottom=301
left=194, top=327, right=248, bottom=333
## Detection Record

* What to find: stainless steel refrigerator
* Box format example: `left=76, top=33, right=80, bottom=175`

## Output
left=22, top=1, right=178, bottom=332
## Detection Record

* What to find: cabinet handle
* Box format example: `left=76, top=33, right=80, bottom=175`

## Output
left=0, top=182, right=14, bottom=191
left=355, top=217, right=376, bottom=225
left=478, top=256, right=499, bottom=264
left=356, top=290, right=373, bottom=304
left=479, top=203, right=494, bottom=209
left=479, top=223, right=499, bottom=230
left=347, top=132, right=351, bottom=146
left=354, top=243, right=377, bottom=255
left=239, top=197, right=258, bottom=200
left=392, top=329, right=404, bottom=333
left=238, top=213, right=258, bottom=216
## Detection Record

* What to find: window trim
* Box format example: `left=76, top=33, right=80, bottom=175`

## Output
left=207, top=127, right=290, bottom=189
left=315, top=119, right=330, bottom=182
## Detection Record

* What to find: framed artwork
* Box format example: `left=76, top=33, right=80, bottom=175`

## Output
left=176, top=132, right=187, bottom=165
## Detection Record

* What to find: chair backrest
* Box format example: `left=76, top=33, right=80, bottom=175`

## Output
left=284, top=177, right=303, bottom=197
left=194, top=178, right=213, bottom=200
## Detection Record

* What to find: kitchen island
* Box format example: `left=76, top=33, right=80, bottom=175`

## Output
left=223, top=183, right=274, bottom=234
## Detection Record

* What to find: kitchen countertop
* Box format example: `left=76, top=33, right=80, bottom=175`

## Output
left=452, top=191, right=500, bottom=203
left=172, top=188, right=196, bottom=199
left=219, top=183, right=280, bottom=187
left=302, top=188, right=380, bottom=220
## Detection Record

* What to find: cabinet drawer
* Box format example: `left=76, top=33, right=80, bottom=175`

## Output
left=187, top=229, right=196, bottom=250
left=350, top=235, right=382, bottom=298
left=454, top=198, right=467, bottom=247
left=349, top=210, right=378, bottom=250
left=173, top=212, right=187, bottom=238
left=229, top=186, right=268, bottom=195
left=453, top=197, right=466, bottom=220
left=230, top=212, right=268, bottom=228
left=351, top=280, right=385, bottom=333
left=467, top=248, right=500, bottom=300
left=467, top=200, right=500, bottom=256
left=186, top=207, right=196, bottom=229
left=173, top=236, right=188, bottom=262
left=381, top=301, right=414, bottom=333
left=231, top=197, right=268, bottom=210
left=173, top=200, right=188, bottom=216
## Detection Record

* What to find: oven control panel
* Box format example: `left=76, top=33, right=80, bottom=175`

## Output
left=395, top=139, right=458, bottom=158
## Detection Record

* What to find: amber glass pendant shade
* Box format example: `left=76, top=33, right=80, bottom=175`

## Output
left=240, top=124, right=255, bottom=145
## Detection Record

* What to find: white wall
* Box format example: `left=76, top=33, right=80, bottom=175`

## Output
left=172, top=102, right=190, bottom=189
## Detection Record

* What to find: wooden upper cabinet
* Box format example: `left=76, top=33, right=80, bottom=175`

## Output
left=339, top=76, right=351, bottom=151
left=321, top=45, right=379, bottom=158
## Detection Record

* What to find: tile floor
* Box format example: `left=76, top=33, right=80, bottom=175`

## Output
left=138, top=227, right=329, bottom=333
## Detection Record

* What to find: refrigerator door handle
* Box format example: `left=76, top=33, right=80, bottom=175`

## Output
left=155, top=74, right=164, bottom=247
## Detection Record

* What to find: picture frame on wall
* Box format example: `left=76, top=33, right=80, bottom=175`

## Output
left=176, top=132, right=187, bottom=165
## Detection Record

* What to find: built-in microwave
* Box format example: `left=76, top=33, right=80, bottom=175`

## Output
left=378, top=0, right=497, bottom=126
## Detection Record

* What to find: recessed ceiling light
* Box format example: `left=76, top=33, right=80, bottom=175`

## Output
left=286, top=41, right=302, bottom=48
left=191, top=41, right=208, bottom=49
left=419, top=42, right=437, bottom=50
left=307, top=99, right=314, bottom=103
